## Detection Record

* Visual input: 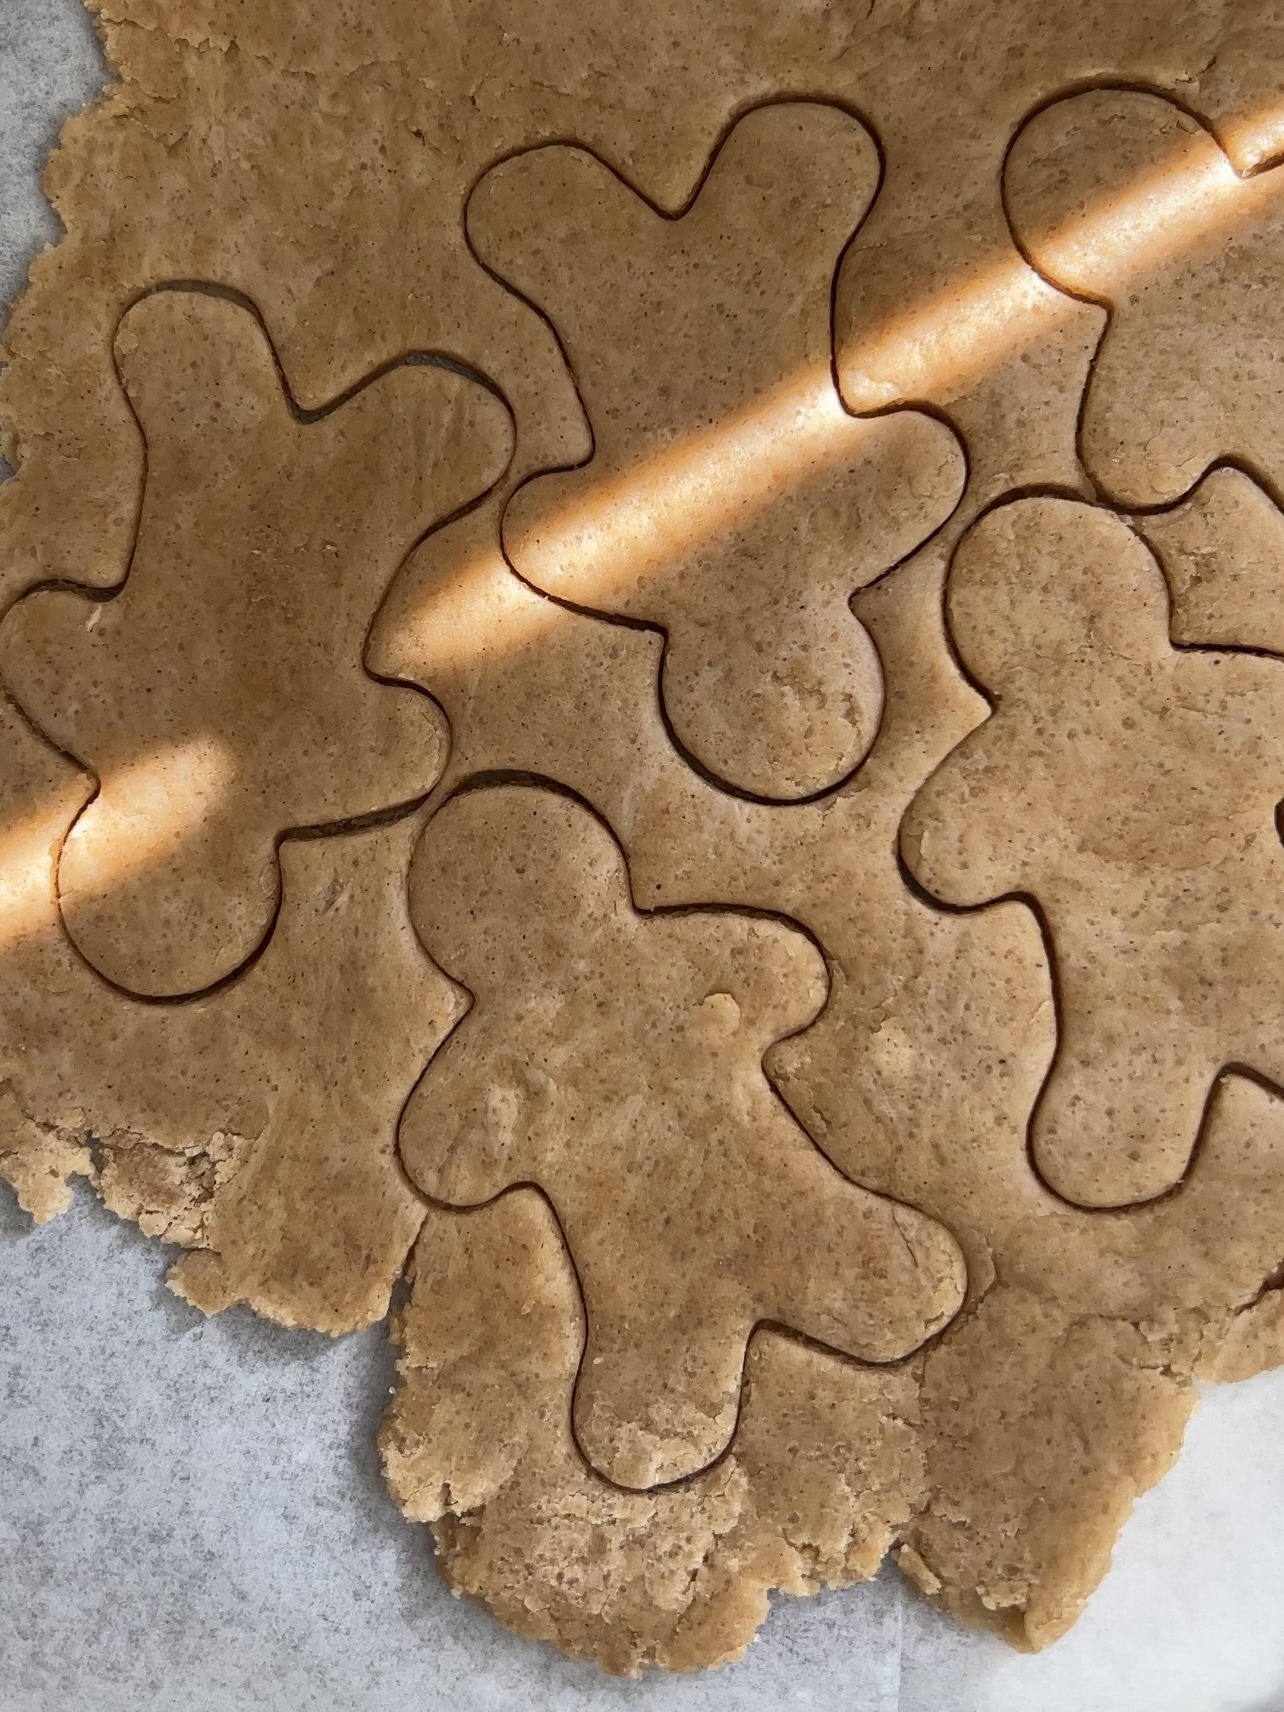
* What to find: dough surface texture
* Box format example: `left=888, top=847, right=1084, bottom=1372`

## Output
left=3, top=0, right=1284, bottom=1679
left=400, top=782, right=965, bottom=1486
left=472, top=103, right=965, bottom=798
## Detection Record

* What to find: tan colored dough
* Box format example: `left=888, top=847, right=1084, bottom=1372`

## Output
left=1190, top=25, right=1284, bottom=172
left=0, top=699, right=451, bottom=1331
left=382, top=1188, right=929, bottom=1676
left=901, top=496, right=1284, bottom=1207
left=399, top=782, right=965, bottom=1485
left=383, top=1069, right=1284, bottom=1666
left=902, top=1070, right=1284, bottom=1646
left=470, top=102, right=965, bottom=798
left=1138, top=466, right=1284, bottom=652
left=0, top=288, right=512, bottom=996
left=4, top=0, right=1284, bottom=1679
left=826, top=2, right=1205, bottom=515
left=1005, top=87, right=1284, bottom=507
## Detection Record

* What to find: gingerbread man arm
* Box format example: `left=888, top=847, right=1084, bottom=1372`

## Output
left=669, top=910, right=830, bottom=1054
left=398, top=1021, right=539, bottom=1208
left=467, top=145, right=661, bottom=417
left=900, top=721, right=1032, bottom=909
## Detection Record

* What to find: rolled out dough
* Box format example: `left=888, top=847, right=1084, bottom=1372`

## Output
left=3, top=0, right=1284, bottom=1679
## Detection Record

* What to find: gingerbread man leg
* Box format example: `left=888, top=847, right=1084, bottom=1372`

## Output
left=571, top=1120, right=965, bottom=1488
left=573, top=1304, right=752, bottom=1490
left=1032, top=948, right=1221, bottom=1207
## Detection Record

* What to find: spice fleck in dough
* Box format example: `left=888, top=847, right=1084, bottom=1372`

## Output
left=3, top=0, right=1284, bottom=1680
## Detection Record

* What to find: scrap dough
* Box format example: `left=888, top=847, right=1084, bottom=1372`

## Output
left=3, top=0, right=1284, bottom=1680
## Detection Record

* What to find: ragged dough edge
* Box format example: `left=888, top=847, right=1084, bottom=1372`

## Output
left=1206, top=1285, right=1284, bottom=1383
left=94, top=1125, right=255, bottom=1247
left=0, top=1088, right=249, bottom=1261
left=0, top=1083, right=95, bottom=1224
left=376, top=1188, right=1273, bottom=1672
left=379, top=1192, right=925, bottom=1676
left=0, top=1110, right=322, bottom=1325
left=0, top=1107, right=426, bottom=1337
left=900, top=1290, right=1198, bottom=1653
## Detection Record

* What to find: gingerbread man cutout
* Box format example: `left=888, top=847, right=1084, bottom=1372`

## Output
left=901, top=496, right=1284, bottom=1208
left=468, top=101, right=965, bottom=800
left=399, top=782, right=966, bottom=1488
left=1006, top=88, right=1284, bottom=507
left=0, top=288, right=513, bottom=996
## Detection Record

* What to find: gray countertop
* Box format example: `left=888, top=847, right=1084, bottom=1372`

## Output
left=2, top=5, right=1283, bottom=1707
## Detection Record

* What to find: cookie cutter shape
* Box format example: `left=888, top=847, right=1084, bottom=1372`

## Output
left=901, top=495, right=1284, bottom=1208
left=398, top=782, right=966, bottom=1488
left=1005, top=87, right=1284, bottom=507
left=468, top=103, right=966, bottom=801
left=0, top=288, right=513, bottom=997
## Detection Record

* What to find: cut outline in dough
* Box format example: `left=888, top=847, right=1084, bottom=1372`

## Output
left=899, top=488, right=1284, bottom=1211
left=464, top=99, right=969, bottom=806
left=0, top=280, right=516, bottom=1003
left=12, top=16, right=1284, bottom=1670
left=1136, top=463, right=1284, bottom=656
left=384, top=1062, right=1284, bottom=1665
left=1001, top=80, right=1284, bottom=517
left=396, top=770, right=967, bottom=1489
